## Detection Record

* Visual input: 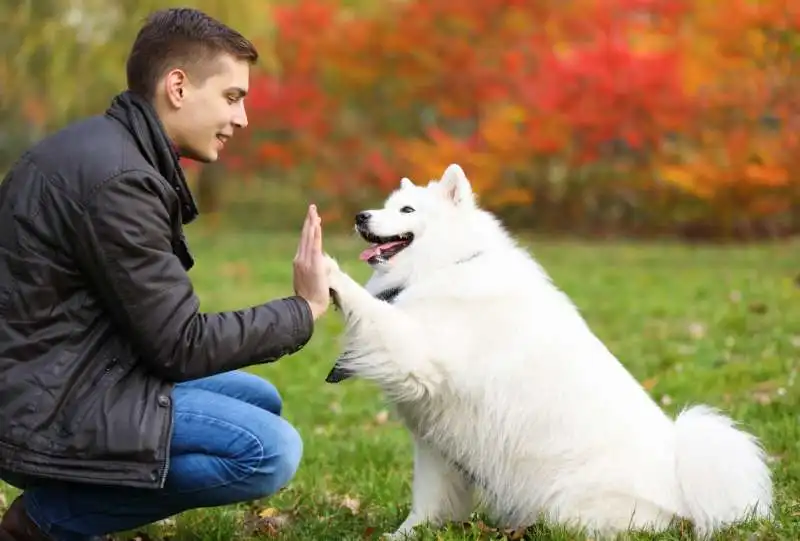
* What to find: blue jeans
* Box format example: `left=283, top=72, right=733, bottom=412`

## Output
left=1, top=370, right=303, bottom=540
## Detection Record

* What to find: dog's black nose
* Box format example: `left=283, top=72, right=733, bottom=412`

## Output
left=355, top=211, right=371, bottom=225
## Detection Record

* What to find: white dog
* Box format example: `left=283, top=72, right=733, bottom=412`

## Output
left=323, top=164, right=773, bottom=539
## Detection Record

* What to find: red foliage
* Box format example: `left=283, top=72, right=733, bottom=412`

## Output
left=219, top=0, right=800, bottom=236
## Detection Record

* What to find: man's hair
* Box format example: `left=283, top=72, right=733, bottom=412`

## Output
left=126, top=8, right=258, bottom=100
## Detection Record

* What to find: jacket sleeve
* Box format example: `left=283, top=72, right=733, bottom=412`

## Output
left=73, top=170, right=315, bottom=382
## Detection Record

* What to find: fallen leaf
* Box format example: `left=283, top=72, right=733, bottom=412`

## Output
left=340, top=494, right=361, bottom=514
left=728, top=290, right=742, bottom=303
left=259, top=507, right=281, bottom=518
left=748, top=302, right=768, bottom=314
left=790, top=336, right=800, bottom=348
left=753, top=392, right=772, bottom=406
left=374, top=409, right=389, bottom=425
left=247, top=508, right=291, bottom=537
left=329, top=401, right=342, bottom=414
left=753, top=379, right=782, bottom=392
left=641, top=377, right=658, bottom=390
left=686, top=322, right=706, bottom=340
left=660, top=394, right=673, bottom=406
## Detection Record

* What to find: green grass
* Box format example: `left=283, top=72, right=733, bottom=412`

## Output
left=3, top=227, right=799, bottom=540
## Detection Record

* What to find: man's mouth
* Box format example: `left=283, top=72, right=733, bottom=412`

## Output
left=216, top=134, right=229, bottom=146
left=357, top=228, right=414, bottom=264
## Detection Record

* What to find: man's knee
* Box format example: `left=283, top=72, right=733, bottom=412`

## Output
left=240, top=418, right=303, bottom=500
left=230, top=372, right=283, bottom=416
left=255, top=378, right=283, bottom=416
left=266, top=420, right=303, bottom=490
left=178, top=370, right=284, bottom=416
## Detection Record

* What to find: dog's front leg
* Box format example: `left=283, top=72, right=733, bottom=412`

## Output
left=326, top=258, right=442, bottom=401
left=387, top=437, right=475, bottom=539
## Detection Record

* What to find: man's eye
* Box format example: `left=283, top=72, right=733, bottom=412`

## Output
left=400, top=206, right=415, bottom=213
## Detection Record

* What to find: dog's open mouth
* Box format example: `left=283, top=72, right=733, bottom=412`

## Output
left=358, top=230, right=414, bottom=264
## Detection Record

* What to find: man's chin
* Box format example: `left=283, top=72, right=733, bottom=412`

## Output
left=177, top=147, right=217, bottom=164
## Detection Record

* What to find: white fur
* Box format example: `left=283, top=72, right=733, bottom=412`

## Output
left=324, top=164, right=774, bottom=539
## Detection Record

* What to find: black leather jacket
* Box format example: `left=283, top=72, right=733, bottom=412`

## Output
left=0, top=91, right=314, bottom=489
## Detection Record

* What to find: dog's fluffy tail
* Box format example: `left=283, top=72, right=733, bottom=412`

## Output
left=673, top=405, right=773, bottom=536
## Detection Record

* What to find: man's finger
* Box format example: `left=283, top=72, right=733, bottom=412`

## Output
left=296, top=206, right=313, bottom=260
left=301, top=205, right=317, bottom=263
left=313, top=212, right=323, bottom=257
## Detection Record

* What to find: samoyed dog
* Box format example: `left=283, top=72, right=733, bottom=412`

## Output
left=322, top=164, right=773, bottom=539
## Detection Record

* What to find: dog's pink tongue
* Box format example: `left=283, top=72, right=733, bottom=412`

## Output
left=359, top=240, right=406, bottom=261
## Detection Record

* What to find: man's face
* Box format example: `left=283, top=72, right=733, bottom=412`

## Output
left=164, top=53, right=250, bottom=162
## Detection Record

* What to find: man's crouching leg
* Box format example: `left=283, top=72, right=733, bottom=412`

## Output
left=1, top=383, right=302, bottom=540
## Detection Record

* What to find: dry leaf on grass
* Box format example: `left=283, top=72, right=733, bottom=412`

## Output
left=242, top=506, right=292, bottom=537
left=258, top=507, right=282, bottom=519
left=374, top=409, right=390, bottom=425
left=686, top=322, right=706, bottom=340
left=641, top=377, right=658, bottom=391
left=753, top=392, right=773, bottom=406
left=751, top=379, right=788, bottom=405
left=340, top=494, right=361, bottom=514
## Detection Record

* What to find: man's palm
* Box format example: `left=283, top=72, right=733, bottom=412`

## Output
left=293, top=205, right=330, bottom=320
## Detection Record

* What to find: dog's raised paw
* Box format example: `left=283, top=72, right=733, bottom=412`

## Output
left=322, top=253, right=341, bottom=277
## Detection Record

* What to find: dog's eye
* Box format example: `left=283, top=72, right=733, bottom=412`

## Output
left=400, top=206, right=415, bottom=214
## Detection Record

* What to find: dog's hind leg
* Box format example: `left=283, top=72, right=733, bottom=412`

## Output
left=386, top=437, right=475, bottom=540
left=326, top=259, right=442, bottom=401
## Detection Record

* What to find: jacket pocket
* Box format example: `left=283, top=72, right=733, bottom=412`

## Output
left=61, top=355, right=122, bottom=437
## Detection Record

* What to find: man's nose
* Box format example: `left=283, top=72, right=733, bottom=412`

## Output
left=233, top=103, right=248, bottom=129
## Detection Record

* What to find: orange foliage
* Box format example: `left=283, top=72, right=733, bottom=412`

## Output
left=222, top=0, right=800, bottom=237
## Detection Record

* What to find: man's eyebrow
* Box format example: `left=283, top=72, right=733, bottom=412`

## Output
left=226, top=87, right=247, bottom=97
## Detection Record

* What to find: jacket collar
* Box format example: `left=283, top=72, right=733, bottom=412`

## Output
left=105, top=90, right=199, bottom=225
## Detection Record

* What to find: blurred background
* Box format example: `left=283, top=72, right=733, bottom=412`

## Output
left=2, top=0, right=799, bottom=240
left=2, top=5, right=799, bottom=537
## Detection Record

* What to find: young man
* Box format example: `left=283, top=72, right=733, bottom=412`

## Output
left=0, top=8, right=330, bottom=541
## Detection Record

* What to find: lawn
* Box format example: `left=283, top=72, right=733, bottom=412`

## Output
left=2, top=227, right=799, bottom=540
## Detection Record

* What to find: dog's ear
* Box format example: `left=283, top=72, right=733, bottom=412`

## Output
left=400, top=177, right=414, bottom=189
left=440, top=163, right=473, bottom=206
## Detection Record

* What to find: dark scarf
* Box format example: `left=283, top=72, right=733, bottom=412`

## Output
left=105, top=90, right=199, bottom=225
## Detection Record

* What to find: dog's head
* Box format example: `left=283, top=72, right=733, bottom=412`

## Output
left=354, top=163, right=479, bottom=271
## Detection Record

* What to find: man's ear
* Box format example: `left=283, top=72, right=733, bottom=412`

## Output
left=439, top=163, right=473, bottom=206
left=163, top=68, right=189, bottom=109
